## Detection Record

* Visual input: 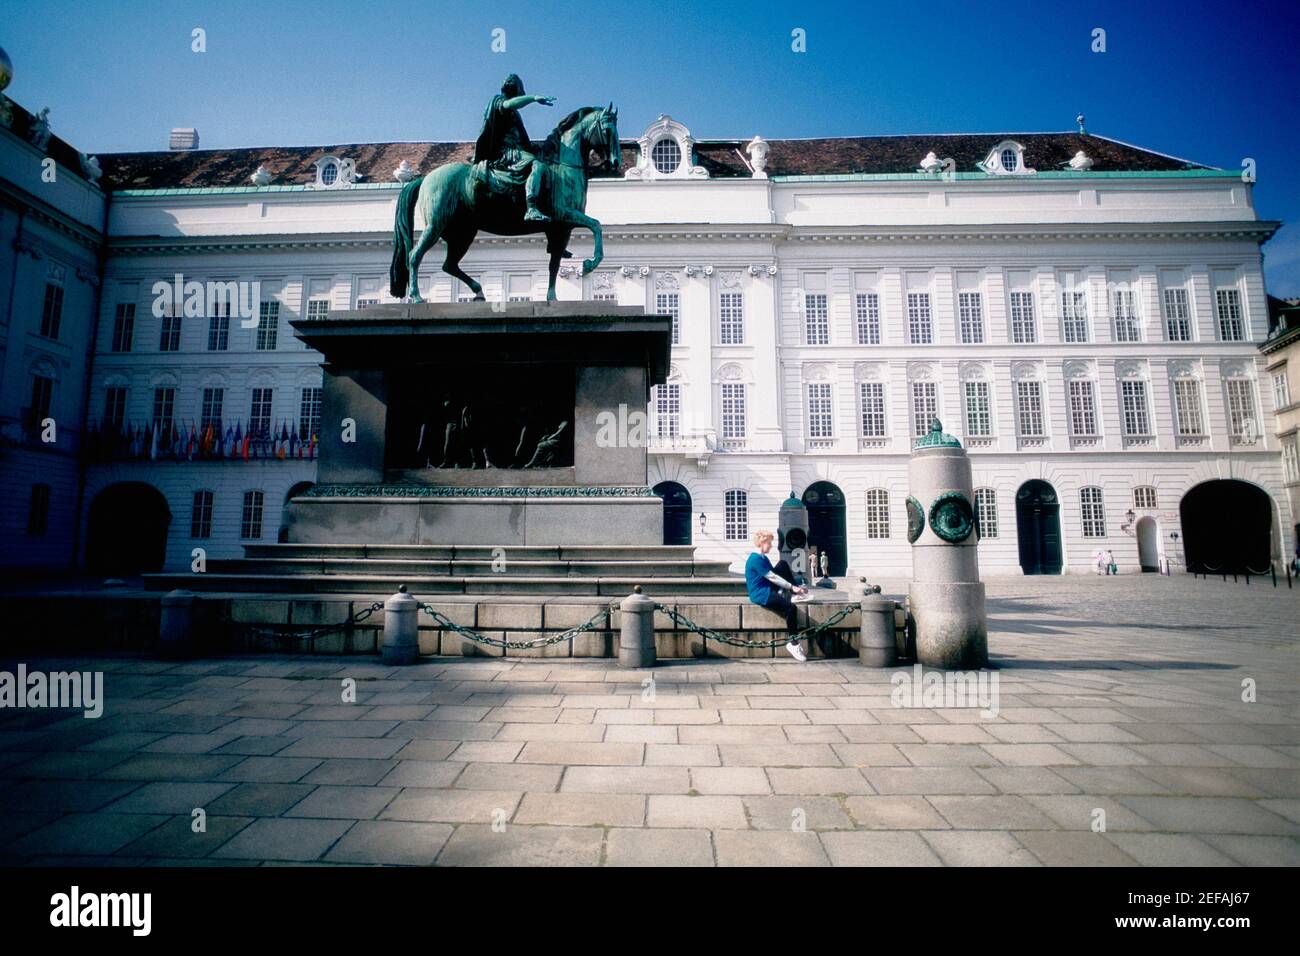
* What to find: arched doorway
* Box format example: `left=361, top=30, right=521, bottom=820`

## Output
left=1180, top=480, right=1272, bottom=573
left=653, top=481, right=692, bottom=546
left=86, top=482, right=172, bottom=576
left=802, top=481, right=847, bottom=576
left=1136, top=516, right=1159, bottom=572
left=280, top=481, right=315, bottom=543
left=1016, top=479, right=1062, bottom=575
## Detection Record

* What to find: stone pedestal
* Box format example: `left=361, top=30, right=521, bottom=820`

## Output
left=287, top=302, right=671, bottom=547
left=906, top=421, right=988, bottom=669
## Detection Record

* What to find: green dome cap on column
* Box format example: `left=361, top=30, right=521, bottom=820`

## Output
left=913, top=417, right=962, bottom=450
left=781, top=490, right=802, bottom=507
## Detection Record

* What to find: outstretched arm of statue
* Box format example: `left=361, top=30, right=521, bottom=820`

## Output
left=502, top=95, right=555, bottom=111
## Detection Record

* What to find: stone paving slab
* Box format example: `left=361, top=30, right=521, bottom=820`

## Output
left=0, top=575, right=1297, bottom=865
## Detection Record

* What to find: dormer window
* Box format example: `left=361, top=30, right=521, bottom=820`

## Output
left=980, top=140, right=1034, bottom=176
left=625, top=115, right=708, bottom=180
left=313, top=154, right=360, bottom=189
left=652, top=138, right=682, bottom=175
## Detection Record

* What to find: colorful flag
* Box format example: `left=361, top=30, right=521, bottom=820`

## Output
left=231, top=421, right=242, bottom=459
left=277, top=421, right=289, bottom=460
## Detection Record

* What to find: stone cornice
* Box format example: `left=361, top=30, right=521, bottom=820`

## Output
left=104, top=219, right=1279, bottom=257
left=0, top=178, right=106, bottom=255
left=787, top=221, right=1281, bottom=243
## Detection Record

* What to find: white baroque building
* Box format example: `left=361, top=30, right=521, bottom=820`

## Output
left=1, top=107, right=1291, bottom=578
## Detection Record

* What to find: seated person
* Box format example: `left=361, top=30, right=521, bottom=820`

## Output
left=741, top=530, right=810, bottom=662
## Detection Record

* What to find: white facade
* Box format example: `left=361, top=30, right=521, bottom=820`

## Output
left=62, top=122, right=1292, bottom=576
left=0, top=117, right=105, bottom=568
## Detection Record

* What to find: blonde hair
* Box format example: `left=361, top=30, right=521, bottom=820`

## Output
left=752, top=529, right=775, bottom=547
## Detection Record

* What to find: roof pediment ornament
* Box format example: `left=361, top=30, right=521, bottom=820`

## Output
left=625, top=114, right=708, bottom=181
left=1068, top=150, right=1094, bottom=171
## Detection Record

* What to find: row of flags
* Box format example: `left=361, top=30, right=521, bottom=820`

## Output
left=82, top=420, right=319, bottom=462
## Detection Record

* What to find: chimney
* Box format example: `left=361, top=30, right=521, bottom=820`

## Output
left=170, top=128, right=199, bottom=150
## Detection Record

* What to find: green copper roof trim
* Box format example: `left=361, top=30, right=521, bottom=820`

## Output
left=113, top=182, right=406, bottom=197
left=111, top=168, right=1234, bottom=196
left=913, top=418, right=962, bottom=450
left=771, top=169, right=1228, bottom=183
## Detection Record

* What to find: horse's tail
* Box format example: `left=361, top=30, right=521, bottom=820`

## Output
left=389, top=176, right=424, bottom=297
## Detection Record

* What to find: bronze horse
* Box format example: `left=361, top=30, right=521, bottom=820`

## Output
left=389, top=105, right=620, bottom=302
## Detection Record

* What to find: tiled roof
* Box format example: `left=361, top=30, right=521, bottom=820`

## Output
left=95, top=132, right=1210, bottom=192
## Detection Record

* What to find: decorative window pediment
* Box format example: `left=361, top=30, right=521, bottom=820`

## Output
left=625, top=115, right=708, bottom=180
left=313, top=155, right=361, bottom=189
left=979, top=140, right=1034, bottom=176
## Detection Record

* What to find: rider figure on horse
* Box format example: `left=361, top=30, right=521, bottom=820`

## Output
left=472, top=74, right=555, bottom=224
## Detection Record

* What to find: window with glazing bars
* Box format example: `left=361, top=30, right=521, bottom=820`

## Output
left=724, top=490, right=748, bottom=541
left=807, top=383, right=833, bottom=438
left=964, top=381, right=991, bottom=436
left=719, top=292, right=744, bottom=344
left=1061, top=291, right=1089, bottom=343
left=1009, top=291, right=1037, bottom=343
left=1112, top=289, right=1140, bottom=342
left=1080, top=487, right=1106, bottom=537
left=958, top=292, right=984, bottom=344
left=855, top=292, right=880, bottom=344
left=1216, top=288, right=1244, bottom=341
left=1120, top=380, right=1151, bottom=436
left=1173, top=379, right=1205, bottom=435
left=859, top=382, right=886, bottom=437
left=804, top=293, right=829, bottom=345
left=1163, top=287, right=1191, bottom=341
left=907, top=292, right=932, bottom=344
left=910, top=381, right=936, bottom=437
left=1068, top=380, right=1098, bottom=435
left=1015, top=381, right=1045, bottom=436
left=721, top=383, right=746, bottom=438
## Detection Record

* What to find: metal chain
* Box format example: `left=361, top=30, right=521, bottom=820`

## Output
left=419, top=602, right=615, bottom=650
left=654, top=602, right=859, bottom=649
left=239, top=601, right=384, bottom=650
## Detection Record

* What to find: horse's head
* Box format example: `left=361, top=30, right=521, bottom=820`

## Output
left=593, top=103, right=620, bottom=173
left=545, top=104, right=621, bottom=173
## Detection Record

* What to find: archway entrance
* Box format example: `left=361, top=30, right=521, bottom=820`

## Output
left=1015, top=479, right=1062, bottom=575
left=653, top=481, right=692, bottom=546
left=1136, top=516, right=1159, bottom=572
left=86, top=482, right=172, bottom=576
left=1180, top=479, right=1272, bottom=573
left=802, top=481, right=847, bottom=575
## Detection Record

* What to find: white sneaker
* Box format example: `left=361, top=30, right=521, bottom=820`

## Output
left=785, top=640, right=808, bottom=662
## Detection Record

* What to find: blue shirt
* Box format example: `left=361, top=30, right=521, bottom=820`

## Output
left=745, top=551, right=777, bottom=606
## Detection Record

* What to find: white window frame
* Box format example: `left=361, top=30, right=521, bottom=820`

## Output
left=807, top=382, right=834, bottom=439
left=1080, top=486, right=1106, bottom=538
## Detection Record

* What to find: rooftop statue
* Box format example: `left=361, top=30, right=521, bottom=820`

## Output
left=390, top=74, right=620, bottom=303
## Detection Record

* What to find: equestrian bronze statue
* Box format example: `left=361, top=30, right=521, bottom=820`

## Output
left=389, top=75, right=620, bottom=302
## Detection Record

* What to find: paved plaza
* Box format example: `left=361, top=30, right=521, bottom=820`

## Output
left=0, top=574, right=1297, bottom=867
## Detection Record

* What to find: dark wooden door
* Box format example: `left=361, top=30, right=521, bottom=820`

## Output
left=803, top=481, right=848, bottom=576
left=1016, top=480, right=1062, bottom=575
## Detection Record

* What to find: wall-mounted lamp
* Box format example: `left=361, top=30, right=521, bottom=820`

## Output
left=698, top=512, right=707, bottom=534
left=1121, top=508, right=1136, bottom=531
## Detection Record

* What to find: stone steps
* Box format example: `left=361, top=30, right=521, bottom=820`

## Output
left=241, top=544, right=703, bottom=561
left=206, top=558, right=732, bottom=577
left=144, top=572, right=748, bottom=596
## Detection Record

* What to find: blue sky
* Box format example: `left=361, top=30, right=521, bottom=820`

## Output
left=6, top=0, right=1298, bottom=294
